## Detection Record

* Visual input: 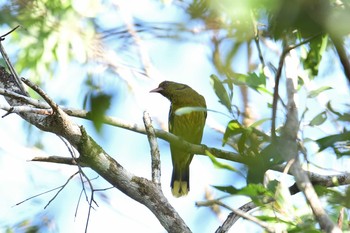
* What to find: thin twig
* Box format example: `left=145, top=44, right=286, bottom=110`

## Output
left=250, top=10, right=265, bottom=68
left=271, top=35, right=322, bottom=138
left=197, top=199, right=275, bottom=233
left=114, top=2, right=152, bottom=78
left=21, top=78, right=59, bottom=111
left=0, top=25, right=20, bottom=38
left=215, top=202, right=256, bottom=233
left=14, top=172, right=79, bottom=207
left=59, top=135, right=96, bottom=233
left=1, top=105, right=52, bottom=117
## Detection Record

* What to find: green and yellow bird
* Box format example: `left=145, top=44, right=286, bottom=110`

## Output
left=150, top=81, right=207, bottom=197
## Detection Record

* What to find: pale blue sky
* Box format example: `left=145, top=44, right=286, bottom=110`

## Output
left=0, top=0, right=349, bottom=232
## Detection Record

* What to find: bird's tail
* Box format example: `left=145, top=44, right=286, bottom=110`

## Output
left=171, top=166, right=189, bottom=197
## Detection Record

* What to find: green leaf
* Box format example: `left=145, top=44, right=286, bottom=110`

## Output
left=213, top=184, right=273, bottom=205
left=309, top=111, right=327, bottom=126
left=212, top=183, right=270, bottom=196
left=303, top=35, right=328, bottom=77
left=226, top=72, right=266, bottom=92
left=175, top=106, right=207, bottom=116
left=338, top=113, right=350, bottom=122
left=222, top=120, right=244, bottom=146
left=206, top=150, right=237, bottom=172
left=249, top=118, right=270, bottom=128
left=212, top=185, right=239, bottom=194
left=238, top=183, right=271, bottom=197
left=316, top=131, right=350, bottom=151
left=237, top=131, right=247, bottom=155
left=307, top=86, right=332, bottom=98
left=326, top=101, right=340, bottom=116
left=210, top=74, right=233, bottom=113
left=326, top=101, right=350, bottom=122
left=327, top=186, right=350, bottom=208
left=89, top=93, right=112, bottom=132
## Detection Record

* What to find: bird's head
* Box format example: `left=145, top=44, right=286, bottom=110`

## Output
left=150, top=81, right=194, bottom=102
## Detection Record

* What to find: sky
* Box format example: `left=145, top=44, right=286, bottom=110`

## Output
left=0, top=0, right=350, bottom=233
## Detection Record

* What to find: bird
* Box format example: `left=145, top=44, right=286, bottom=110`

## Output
left=150, top=81, right=207, bottom=197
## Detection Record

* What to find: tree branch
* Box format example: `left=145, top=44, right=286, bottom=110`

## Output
left=143, top=111, right=161, bottom=187
left=0, top=66, right=191, bottom=233
left=31, top=156, right=78, bottom=165
left=283, top=51, right=341, bottom=233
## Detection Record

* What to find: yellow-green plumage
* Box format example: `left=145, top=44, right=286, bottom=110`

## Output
left=150, top=81, right=207, bottom=197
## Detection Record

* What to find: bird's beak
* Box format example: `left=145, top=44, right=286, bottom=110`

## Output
left=150, top=86, right=163, bottom=93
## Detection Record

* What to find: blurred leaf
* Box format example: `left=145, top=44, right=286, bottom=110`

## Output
left=307, top=86, right=332, bottom=98
left=206, top=150, right=237, bottom=172
left=303, top=35, right=328, bottom=76
left=175, top=106, right=207, bottom=116
left=316, top=131, right=350, bottom=151
left=309, top=111, right=327, bottom=126
left=237, top=131, right=247, bottom=155
left=227, top=72, right=266, bottom=92
left=212, top=185, right=239, bottom=194
left=223, top=78, right=234, bottom=102
left=213, top=184, right=273, bottom=205
left=249, top=118, right=270, bottom=128
left=187, top=0, right=210, bottom=20
left=210, top=74, right=233, bottom=113
left=297, top=76, right=305, bottom=90
left=1, top=0, right=94, bottom=81
left=82, top=91, right=90, bottom=110
left=338, top=113, right=350, bottom=122
left=222, top=120, right=244, bottom=146
left=326, top=101, right=341, bottom=116
left=265, top=180, right=278, bottom=194
left=89, top=93, right=112, bottom=132
left=328, top=186, right=350, bottom=208
left=326, top=101, right=350, bottom=122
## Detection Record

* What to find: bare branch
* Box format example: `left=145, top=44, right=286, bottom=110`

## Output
left=31, top=156, right=78, bottom=165
left=0, top=87, right=50, bottom=108
left=283, top=51, right=341, bottom=233
left=1, top=105, right=51, bottom=117
left=337, top=207, right=345, bottom=229
left=143, top=111, right=161, bottom=187
left=215, top=202, right=256, bottom=233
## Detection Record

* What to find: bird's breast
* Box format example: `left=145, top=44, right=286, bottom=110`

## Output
left=170, top=110, right=205, bottom=144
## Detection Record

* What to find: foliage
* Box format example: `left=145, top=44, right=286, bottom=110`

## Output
left=0, top=0, right=96, bottom=81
